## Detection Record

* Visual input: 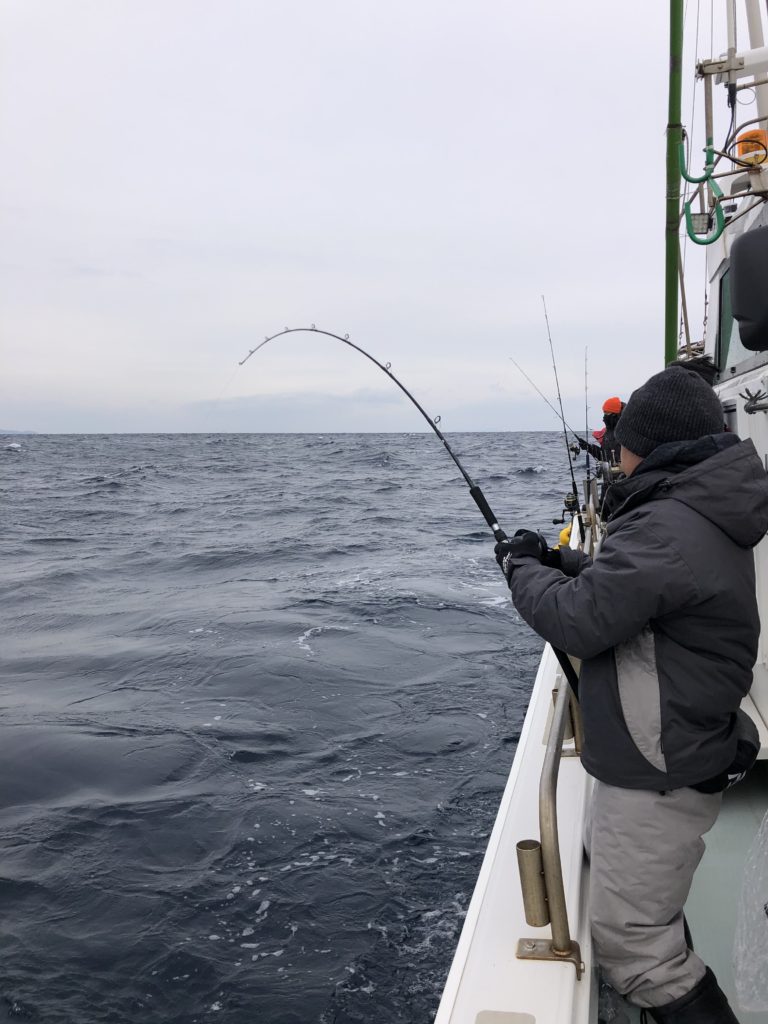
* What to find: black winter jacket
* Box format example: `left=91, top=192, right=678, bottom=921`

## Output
left=509, top=433, right=768, bottom=790
left=584, top=421, right=620, bottom=464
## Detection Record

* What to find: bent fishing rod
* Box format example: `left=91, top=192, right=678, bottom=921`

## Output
left=239, top=325, right=581, bottom=695
left=239, top=326, right=507, bottom=542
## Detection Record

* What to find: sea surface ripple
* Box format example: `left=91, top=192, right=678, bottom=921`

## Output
left=0, top=431, right=567, bottom=1023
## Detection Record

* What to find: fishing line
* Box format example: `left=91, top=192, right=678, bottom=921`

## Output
left=199, top=365, right=241, bottom=431
left=239, top=326, right=508, bottom=542
left=542, top=296, right=585, bottom=543
left=211, top=366, right=240, bottom=406
left=508, top=356, right=580, bottom=437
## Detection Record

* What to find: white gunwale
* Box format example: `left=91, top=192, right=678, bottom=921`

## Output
left=435, top=644, right=595, bottom=1023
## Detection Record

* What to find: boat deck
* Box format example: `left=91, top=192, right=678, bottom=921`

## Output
left=688, top=759, right=768, bottom=1021
left=607, top=760, right=768, bottom=1022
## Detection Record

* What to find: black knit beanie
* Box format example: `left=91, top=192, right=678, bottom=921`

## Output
left=614, top=366, right=724, bottom=458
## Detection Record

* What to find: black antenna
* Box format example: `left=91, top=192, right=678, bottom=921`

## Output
left=542, top=297, right=585, bottom=542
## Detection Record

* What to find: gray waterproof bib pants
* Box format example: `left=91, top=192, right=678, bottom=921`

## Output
left=585, top=781, right=722, bottom=1008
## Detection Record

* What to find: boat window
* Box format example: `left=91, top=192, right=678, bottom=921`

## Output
left=717, top=268, right=753, bottom=371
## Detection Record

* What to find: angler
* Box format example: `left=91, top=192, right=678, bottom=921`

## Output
left=576, top=396, right=625, bottom=465
left=495, top=365, right=768, bottom=1021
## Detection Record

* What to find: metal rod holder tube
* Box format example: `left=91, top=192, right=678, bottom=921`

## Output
left=539, top=674, right=574, bottom=955
left=553, top=688, right=574, bottom=740
left=516, top=839, right=550, bottom=927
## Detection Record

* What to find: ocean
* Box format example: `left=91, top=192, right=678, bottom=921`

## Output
left=1, top=431, right=569, bottom=1023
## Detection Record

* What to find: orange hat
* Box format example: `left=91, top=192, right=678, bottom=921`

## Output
left=602, top=396, right=623, bottom=414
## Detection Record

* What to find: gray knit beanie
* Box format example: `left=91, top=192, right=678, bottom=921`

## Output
left=614, top=366, right=724, bottom=458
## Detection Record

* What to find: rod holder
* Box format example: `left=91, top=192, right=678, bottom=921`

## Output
left=553, top=688, right=574, bottom=741
left=517, top=672, right=585, bottom=979
left=516, top=839, right=550, bottom=927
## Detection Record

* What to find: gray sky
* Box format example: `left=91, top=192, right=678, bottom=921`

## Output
left=1, top=1, right=730, bottom=432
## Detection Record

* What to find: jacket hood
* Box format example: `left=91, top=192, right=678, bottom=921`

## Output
left=606, top=433, right=768, bottom=548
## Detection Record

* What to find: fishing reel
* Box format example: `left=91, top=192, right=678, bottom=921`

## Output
left=595, top=461, right=623, bottom=483
left=552, top=491, right=580, bottom=525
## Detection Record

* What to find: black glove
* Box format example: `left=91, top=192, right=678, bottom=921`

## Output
left=542, top=545, right=587, bottom=578
left=494, top=529, right=547, bottom=583
left=575, top=436, right=589, bottom=451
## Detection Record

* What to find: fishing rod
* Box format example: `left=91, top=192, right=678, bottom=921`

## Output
left=239, top=326, right=507, bottom=542
left=584, top=347, right=591, bottom=488
left=508, top=356, right=580, bottom=438
left=240, top=325, right=581, bottom=696
left=542, top=297, right=585, bottom=543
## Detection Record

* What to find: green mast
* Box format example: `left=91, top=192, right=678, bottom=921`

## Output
left=664, top=0, right=684, bottom=365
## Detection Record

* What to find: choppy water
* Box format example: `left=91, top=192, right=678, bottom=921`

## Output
left=1, top=431, right=567, bottom=1023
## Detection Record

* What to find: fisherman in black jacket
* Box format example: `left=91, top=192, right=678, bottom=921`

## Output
left=495, top=366, right=768, bottom=1023
left=577, top=395, right=624, bottom=464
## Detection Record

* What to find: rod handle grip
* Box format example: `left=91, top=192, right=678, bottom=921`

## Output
left=469, top=485, right=506, bottom=542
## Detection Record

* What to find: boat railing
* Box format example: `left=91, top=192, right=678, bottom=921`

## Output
left=515, top=667, right=585, bottom=978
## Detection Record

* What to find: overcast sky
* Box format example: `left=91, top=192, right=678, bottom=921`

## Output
left=1, top=1, right=738, bottom=432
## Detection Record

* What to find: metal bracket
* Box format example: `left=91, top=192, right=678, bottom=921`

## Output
left=516, top=938, right=584, bottom=979
left=698, top=55, right=745, bottom=77
left=749, top=167, right=768, bottom=195
left=729, top=169, right=768, bottom=197
left=698, top=42, right=768, bottom=81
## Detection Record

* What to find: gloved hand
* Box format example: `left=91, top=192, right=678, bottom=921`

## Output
left=542, top=545, right=587, bottom=578
left=575, top=436, right=590, bottom=451
left=494, top=529, right=548, bottom=583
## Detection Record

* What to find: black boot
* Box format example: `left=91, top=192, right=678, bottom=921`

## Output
left=646, top=967, right=739, bottom=1023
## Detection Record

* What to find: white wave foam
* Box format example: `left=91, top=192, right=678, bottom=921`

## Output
left=294, top=624, right=351, bottom=655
